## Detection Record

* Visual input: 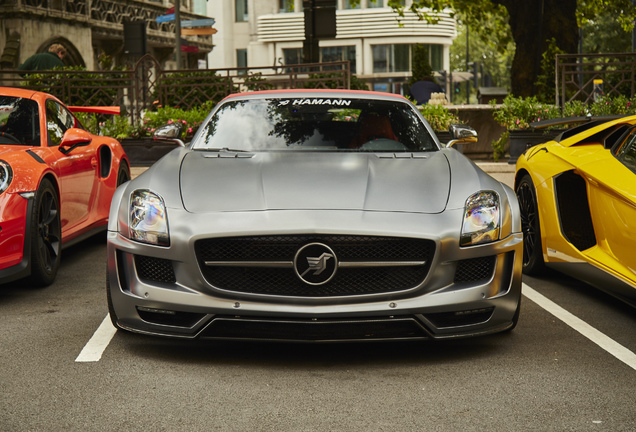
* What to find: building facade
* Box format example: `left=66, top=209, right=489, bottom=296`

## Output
left=208, top=0, right=456, bottom=94
left=0, top=0, right=213, bottom=71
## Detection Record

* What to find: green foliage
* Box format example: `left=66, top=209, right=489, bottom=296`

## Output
left=298, top=72, right=367, bottom=90
left=410, top=44, right=433, bottom=85
left=75, top=102, right=216, bottom=141
left=158, top=70, right=235, bottom=108
left=491, top=130, right=508, bottom=162
left=577, top=0, right=636, bottom=32
left=418, top=104, right=462, bottom=130
left=490, top=95, right=561, bottom=130
left=534, top=38, right=564, bottom=104
left=491, top=94, right=636, bottom=159
left=493, top=94, right=636, bottom=131
left=20, top=66, right=129, bottom=107
left=350, top=75, right=369, bottom=90
left=242, top=72, right=276, bottom=91
left=139, top=102, right=215, bottom=140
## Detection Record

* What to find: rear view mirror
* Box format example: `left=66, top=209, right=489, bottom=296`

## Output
left=154, top=123, right=185, bottom=147
left=446, top=124, right=478, bottom=148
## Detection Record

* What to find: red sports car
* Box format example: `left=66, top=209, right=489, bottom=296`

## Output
left=0, top=87, right=129, bottom=286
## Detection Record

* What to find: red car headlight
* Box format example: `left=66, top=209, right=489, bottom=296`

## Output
left=0, top=160, right=13, bottom=194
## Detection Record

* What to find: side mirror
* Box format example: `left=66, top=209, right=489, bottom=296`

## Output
left=154, top=123, right=185, bottom=147
left=446, top=124, right=478, bottom=148
left=60, top=128, right=92, bottom=148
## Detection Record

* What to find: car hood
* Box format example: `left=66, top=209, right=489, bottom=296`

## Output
left=179, top=151, right=451, bottom=213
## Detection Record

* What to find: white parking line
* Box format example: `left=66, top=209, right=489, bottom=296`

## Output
left=523, top=283, right=636, bottom=371
left=75, top=314, right=117, bottom=362
left=76, top=286, right=636, bottom=367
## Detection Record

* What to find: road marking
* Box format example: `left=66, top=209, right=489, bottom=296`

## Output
left=523, top=283, right=636, bottom=371
left=75, top=314, right=117, bottom=362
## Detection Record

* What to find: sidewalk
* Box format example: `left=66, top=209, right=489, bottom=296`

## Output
left=476, top=162, right=515, bottom=188
left=132, top=163, right=515, bottom=188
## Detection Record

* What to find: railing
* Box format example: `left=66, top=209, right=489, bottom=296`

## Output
left=1, top=55, right=351, bottom=124
left=556, top=53, right=636, bottom=106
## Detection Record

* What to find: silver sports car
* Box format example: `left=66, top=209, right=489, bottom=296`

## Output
left=107, top=89, right=523, bottom=341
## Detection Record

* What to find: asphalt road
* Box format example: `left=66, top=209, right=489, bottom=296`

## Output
left=2, top=236, right=635, bottom=431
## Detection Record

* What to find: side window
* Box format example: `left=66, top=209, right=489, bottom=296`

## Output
left=614, top=128, right=636, bottom=173
left=46, top=100, right=75, bottom=146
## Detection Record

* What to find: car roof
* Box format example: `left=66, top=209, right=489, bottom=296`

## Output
left=0, top=86, right=41, bottom=99
left=221, top=89, right=410, bottom=103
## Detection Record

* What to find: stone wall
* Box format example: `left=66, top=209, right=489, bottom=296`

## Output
left=1, top=18, right=94, bottom=69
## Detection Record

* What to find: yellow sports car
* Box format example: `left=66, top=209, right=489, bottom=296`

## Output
left=515, top=115, right=636, bottom=307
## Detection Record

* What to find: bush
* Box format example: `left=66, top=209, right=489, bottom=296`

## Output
left=418, top=104, right=462, bottom=131
left=490, top=95, right=560, bottom=130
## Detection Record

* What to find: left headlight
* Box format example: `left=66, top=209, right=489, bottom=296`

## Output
left=0, top=160, right=13, bottom=194
left=460, top=191, right=500, bottom=246
left=129, top=189, right=170, bottom=246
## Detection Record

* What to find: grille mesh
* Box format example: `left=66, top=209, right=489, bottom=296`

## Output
left=134, top=255, right=176, bottom=284
left=195, top=235, right=435, bottom=297
left=454, top=256, right=496, bottom=283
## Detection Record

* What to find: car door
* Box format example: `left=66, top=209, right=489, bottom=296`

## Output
left=45, top=99, right=97, bottom=235
left=585, top=127, right=636, bottom=283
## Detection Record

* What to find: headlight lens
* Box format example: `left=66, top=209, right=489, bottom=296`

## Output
left=460, top=191, right=500, bottom=246
left=129, top=190, right=169, bottom=246
left=0, top=160, right=13, bottom=194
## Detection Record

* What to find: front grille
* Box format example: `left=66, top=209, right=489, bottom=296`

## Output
left=134, top=255, right=176, bottom=284
left=195, top=235, right=435, bottom=297
left=454, top=256, right=496, bottom=284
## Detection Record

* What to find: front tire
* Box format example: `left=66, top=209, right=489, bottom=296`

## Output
left=27, top=179, right=61, bottom=287
left=516, top=174, right=547, bottom=275
left=116, top=162, right=130, bottom=187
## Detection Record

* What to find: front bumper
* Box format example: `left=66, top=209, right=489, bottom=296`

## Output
left=107, top=209, right=523, bottom=341
left=0, top=193, right=32, bottom=284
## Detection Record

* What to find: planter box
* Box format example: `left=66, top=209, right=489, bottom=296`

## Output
left=507, top=129, right=563, bottom=164
left=120, top=138, right=181, bottom=166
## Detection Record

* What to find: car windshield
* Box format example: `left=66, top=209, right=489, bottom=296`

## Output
left=0, top=96, right=40, bottom=146
left=193, top=97, right=438, bottom=152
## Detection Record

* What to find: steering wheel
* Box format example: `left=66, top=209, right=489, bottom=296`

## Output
left=0, top=132, right=22, bottom=145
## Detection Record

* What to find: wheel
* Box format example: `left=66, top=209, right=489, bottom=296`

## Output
left=116, top=162, right=130, bottom=187
left=27, top=179, right=61, bottom=287
left=516, top=174, right=547, bottom=275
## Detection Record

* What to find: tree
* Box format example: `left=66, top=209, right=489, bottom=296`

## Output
left=385, top=0, right=636, bottom=97
left=410, top=44, right=433, bottom=84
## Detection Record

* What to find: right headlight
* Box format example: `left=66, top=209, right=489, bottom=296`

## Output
left=460, top=191, right=500, bottom=246
left=0, top=160, right=13, bottom=194
left=129, top=189, right=170, bottom=246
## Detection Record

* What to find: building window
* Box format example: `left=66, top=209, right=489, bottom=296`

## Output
left=429, top=44, right=443, bottom=71
left=237, top=49, right=248, bottom=75
left=373, top=44, right=443, bottom=74
left=283, top=48, right=303, bottom=65
left=367, top=0, right=383, bottom=7
left=344, top=0, right=361, bottom=9
left=320, top=46, right=356, bottom=74
left=235, top=0, right=248, bottom=22
left=372, top=44, right=409, bottom=73
left=279, top=0, right=294, bottom=13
